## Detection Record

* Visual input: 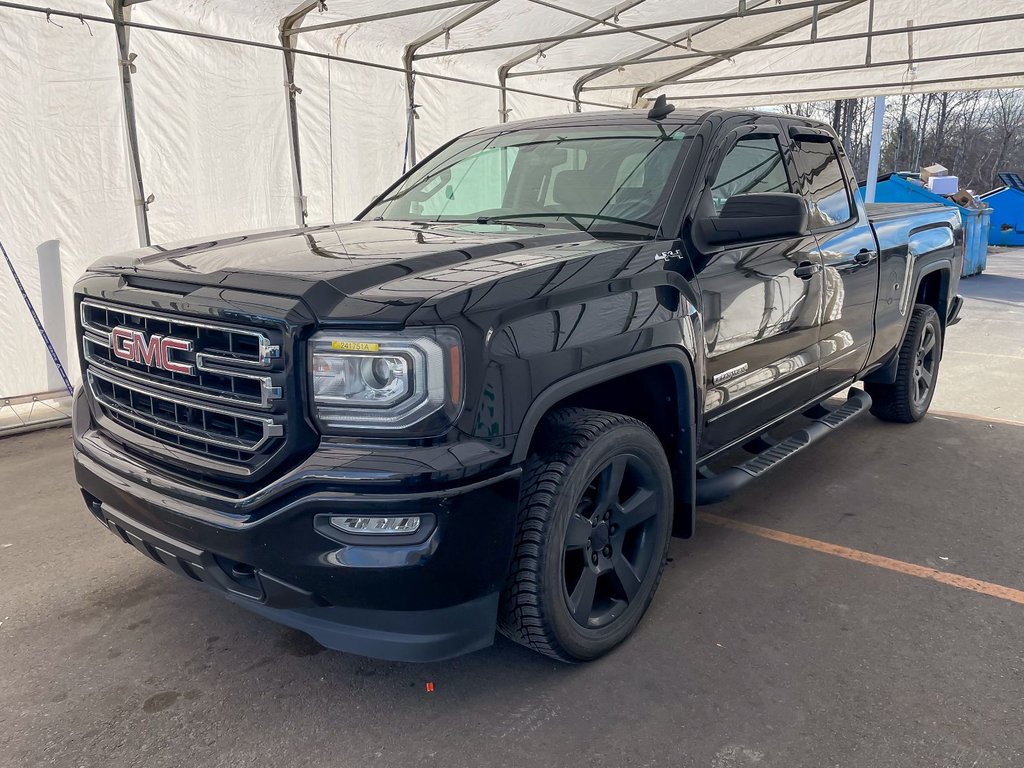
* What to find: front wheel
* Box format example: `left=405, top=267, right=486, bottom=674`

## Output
left=866, top=303, right=943, bottom=423
left=498, top=408, right=674, bottom=662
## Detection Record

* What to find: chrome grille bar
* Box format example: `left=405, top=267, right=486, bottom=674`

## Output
left=82, top=334, right=281, bottom=409
left=88, top=370, right=283, bottom=453
left=80, top=300, right=280, bottom=368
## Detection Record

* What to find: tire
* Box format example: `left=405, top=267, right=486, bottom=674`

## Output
left=498, top=407, right=674, bottom=662
left=866, top=303, right=942, bottom=423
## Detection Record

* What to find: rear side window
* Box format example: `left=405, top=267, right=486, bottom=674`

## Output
left=793, top=139, right=853, bottom=228
left=710, top=136, right=790, bottom=213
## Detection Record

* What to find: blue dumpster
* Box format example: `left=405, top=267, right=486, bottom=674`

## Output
left=979, top=175, right=1024, bottom=247
left=864, top=173, right=991, bottom=277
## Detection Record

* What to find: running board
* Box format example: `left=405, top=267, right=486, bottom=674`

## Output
left=695, top=388, right=872, bottom=505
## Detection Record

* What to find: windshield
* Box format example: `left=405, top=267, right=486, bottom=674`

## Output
left=362, top=124, right=693, bottom=239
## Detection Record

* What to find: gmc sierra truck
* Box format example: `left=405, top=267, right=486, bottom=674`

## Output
left=72, top=101, right=963, bottom=663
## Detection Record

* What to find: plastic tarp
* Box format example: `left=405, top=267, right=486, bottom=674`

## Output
left=1, top=0, right=1021, bottom=400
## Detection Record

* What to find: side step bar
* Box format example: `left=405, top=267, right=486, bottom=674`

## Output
left=695, top=388, right=872, bottom=505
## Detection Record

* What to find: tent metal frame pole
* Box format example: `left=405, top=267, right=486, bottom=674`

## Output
left=403, top=0, right=500, bottom=167
left=524, top=0, right=695, bottom=54
left=110, top=0, right=151, bottom=247
left=571, top=2, right=767, bottom=108
left=280, top=0, right=322, bottom=226
left=864, top=0, right=875, bottom=66
left=415, top=0, right=856, bottom=60
left=285, top=0, right=486, bottom=37
left=507, top=11, right=1024, bottom=79
left=632, top=0, right=864, bottom=103
left=497, top=0, right=648, bottom=119
left=656, top=69, right=1024, bottom=102
left=581, top=47, right=1024, bottom=91
left=865, top=95, right=886, bottom=203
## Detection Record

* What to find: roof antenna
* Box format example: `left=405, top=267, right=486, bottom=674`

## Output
left=647, top=94, right=676, bottom=120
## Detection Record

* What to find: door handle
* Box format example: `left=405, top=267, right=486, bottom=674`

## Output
left=794, top=261, right=822, bottom=279
left=854, top=248, right=874, bottom=264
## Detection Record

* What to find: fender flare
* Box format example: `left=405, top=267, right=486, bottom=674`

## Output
left=866, top=259, right=954, bottom=385
left=511, top=346, right=699, bottom=537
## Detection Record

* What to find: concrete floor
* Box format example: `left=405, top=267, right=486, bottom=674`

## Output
left=1, top=251, right=1022, bottom=768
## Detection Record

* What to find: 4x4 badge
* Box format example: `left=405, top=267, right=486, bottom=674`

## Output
left=654, top=249, right=684, bottom=262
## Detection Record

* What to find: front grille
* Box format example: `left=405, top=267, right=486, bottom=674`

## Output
left=81, top=301, right=281, bottom=408
left=79, top=299, right=290, bottom=477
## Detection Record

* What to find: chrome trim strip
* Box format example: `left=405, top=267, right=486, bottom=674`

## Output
left=87, top=369, right=283, bottom=453
left=82, top=336, right=280, bottom=409
left=80, top=299, right=280, bottom=368
left=84, top=422, right=257, bottom=478
left=706, top=367, right=819, bottom=422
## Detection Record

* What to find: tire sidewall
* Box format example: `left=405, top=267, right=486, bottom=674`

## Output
left=906, top=307, right=942, bottom=420
left=539, top=425, right=673, bottom=660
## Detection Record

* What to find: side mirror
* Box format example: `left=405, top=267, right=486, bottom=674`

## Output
left=696, top=192, right=808, bottom=246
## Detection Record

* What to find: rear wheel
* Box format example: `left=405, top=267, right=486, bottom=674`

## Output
left=498, top=408, right=674, bottom=662
left=866, top=303, right=942, bottom=423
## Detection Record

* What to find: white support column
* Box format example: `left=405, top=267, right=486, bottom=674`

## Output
left=865, top=94, right=886, bottom=203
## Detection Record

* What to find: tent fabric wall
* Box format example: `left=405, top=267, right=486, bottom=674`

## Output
left=0, top=4, right=138, bottom=399
left=129, top=3, right=297, bottom=243
left=0, top=0, right=1021, bottom=401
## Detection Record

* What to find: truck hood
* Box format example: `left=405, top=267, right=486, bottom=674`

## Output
left=89, top=221, right=614, bottom=324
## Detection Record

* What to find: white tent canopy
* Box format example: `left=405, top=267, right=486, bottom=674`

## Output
left=1, top=0, right=1021, bottom=401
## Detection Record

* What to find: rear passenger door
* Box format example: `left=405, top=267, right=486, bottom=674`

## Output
left=692, top=121, right=825, bottom=456
left=787, top=125, right=879, bottom=393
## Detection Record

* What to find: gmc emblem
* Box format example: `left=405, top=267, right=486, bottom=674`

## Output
left=110, top=326, right=195, bottom=375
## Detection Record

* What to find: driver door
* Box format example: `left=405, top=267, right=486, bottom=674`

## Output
left=691, top=122, right=825, bottom=456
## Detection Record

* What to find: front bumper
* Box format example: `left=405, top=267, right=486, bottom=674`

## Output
left=74, top=424, right=522, bottom=662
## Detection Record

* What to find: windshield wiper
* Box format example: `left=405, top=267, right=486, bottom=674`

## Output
left=469, top=217, right=546, bottom=228
left=479, top=212, right=659, bottom=233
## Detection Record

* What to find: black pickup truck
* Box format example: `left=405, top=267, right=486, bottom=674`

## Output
left=72, top=102, right=963, bottom=662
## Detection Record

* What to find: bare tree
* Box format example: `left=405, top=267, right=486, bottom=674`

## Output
left=774, top=88, right=1024, bottom=190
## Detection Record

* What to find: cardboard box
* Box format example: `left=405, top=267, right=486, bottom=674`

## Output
left=920, top=164, right=948, bottom=182
left=950, top=189, right=977, bottom=207
left=927, top=175, right=959, bottom=196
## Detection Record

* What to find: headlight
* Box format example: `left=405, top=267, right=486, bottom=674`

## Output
left=309, top=328, right=463, bottom=433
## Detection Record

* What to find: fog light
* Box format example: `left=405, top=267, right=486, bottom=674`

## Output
left=329, top=515, right=422, bottom=535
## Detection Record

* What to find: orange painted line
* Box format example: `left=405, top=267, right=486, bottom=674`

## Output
left=928, top=409, right=1024, bottom=428
left=699, top=512, right=1024, bottom=606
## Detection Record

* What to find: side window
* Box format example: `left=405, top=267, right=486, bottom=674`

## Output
left=710, top=136, right=790, bottom=213
left=792, top=139, right=853, bottom=228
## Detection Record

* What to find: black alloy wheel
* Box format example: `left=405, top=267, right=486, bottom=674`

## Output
left=912, top=321, right=938, bottom=409
left=499, top=408, right=674, bottom=662
left=562, top=454, right=663, bottom=629
left=867, top=303, right=943, bottom=423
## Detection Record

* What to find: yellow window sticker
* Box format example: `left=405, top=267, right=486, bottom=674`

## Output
left=331, top=340, right=380, bottom=352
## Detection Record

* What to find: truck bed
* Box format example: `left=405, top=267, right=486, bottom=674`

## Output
left=865, top=201, right=948, bottom=221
